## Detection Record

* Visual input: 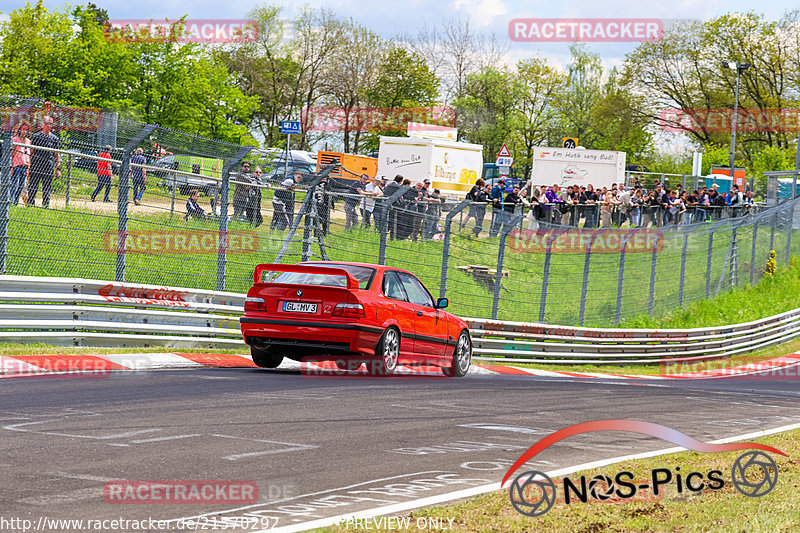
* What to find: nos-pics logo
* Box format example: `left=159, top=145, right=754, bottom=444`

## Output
left=502, top=420, right=784, bottom=517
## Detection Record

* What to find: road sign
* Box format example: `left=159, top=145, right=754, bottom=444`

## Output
left=563, top=137, right=578, bottom=149
left=496, top=144, right=513, bottom=166
left=280, top=121, right=301, bottom=135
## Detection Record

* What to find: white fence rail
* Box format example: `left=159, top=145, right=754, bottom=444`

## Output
left=2, top=276, right=799, bottom=364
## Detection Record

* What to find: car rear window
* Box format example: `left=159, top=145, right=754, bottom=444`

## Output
left=268, top=264, right=376, bottom=290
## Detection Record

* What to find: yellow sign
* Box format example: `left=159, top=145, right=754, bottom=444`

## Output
left=563, top=137, right=578, bottom=149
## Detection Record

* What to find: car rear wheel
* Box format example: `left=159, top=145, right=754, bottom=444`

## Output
left=335, top=360, right=363, bottom=371
left=442, top=330, right=471, bottom=377
left=369, top=327, right=399, bottom=376
left=251, top=346, right=284, bottom=368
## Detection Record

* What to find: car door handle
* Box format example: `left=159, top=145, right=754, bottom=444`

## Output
left=416, top=311, right=423, bottom=316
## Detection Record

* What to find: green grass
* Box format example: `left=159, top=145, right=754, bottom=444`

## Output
left=6, top=199, right=799, bottom=327
left=314, top=429, right=800, bottom=533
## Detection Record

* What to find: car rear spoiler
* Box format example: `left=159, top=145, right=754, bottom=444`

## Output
left=253, top=264, right=359, bottom=290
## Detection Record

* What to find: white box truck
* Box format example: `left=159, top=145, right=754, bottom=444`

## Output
left=531, top=147, right=626, bottom=190
left=377, top=136, right=484, bottom=197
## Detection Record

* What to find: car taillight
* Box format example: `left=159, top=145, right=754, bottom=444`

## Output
left=332, top=303, right=364, bottom=318
left=244, top=297, right=266, bottom=311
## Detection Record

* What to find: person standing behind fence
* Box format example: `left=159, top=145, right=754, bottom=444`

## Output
left=272, top=178, right=295, bottom=230
left=232, top=161, right=251, bottom=221
left=489, top=179, right=506, bottom=237
left=26, top=116, right=61, bottom=208
left=361, top=175, right=380, bottom=228
left=11, top=124, right=30, bottom=206
left=130, top=147, right=147, bottom=205
left=91, top=145, right=114, bottom=203
left=345, top=175, right=368, bottom=230
left=461, top=178, right=485, bottom=232
left=383, top=175, right=403, bottom=238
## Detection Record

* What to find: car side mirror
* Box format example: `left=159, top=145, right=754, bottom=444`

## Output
left=436, top=298, right=449, bottom=309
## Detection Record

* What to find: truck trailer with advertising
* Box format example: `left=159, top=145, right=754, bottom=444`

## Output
left=531, top=146, right=626, bottom=190
left=376, top=136, right=483, bottom=197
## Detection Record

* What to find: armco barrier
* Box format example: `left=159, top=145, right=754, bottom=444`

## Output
left=2, top=276, right=800, bottom=364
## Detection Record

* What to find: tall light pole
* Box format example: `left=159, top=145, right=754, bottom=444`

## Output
left=722, top=61, right=750, bottom=190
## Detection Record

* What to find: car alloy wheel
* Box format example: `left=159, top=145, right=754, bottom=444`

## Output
left=371, top=327, right=399, bottom=376
left=443, top=330, right=471, bottom=377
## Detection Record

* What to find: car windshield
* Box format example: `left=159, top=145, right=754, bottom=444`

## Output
left=268, top=264, right=376, bottom=290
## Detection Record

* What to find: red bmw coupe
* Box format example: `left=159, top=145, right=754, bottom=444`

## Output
left=239, top=262, right=472, bottom=377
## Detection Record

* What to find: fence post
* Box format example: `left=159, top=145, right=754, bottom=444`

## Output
left=539, top=233, right=556, bottom=323
left=65, top=155, right=72, bottom=208
left=579, top=231, right=601, bottom=326
left=217, top=146, right=252, bottom=290
left=648, top=236, right=658, bottom=316
left=378, top=185, right=410, bottom=266
left=678, top=230, right=689, bottom=305
left=706, top=231, right=714, bottom=298
left=786, top=201, right=795, bottom=264
left=0, top=97, right=38, bottom=274
left=439, top=199, right=470, bottom=299
left=492, top=214, right=522, bottom=320
left=615, top=231, right=635, bottom=323
left=770, top=209, right=778, bottom=252
left=116, top=124, right=156, bottom=282
left=750, top=218, right=759, bottom=285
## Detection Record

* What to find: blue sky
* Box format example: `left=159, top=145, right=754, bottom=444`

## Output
left=2, top=0, right=794, bottom=68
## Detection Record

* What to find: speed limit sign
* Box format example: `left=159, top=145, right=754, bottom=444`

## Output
left=563, top=137, right=578, bottom=149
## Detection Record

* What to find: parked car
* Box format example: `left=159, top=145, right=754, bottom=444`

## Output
left=262, top=162, right=318, bottom=185
left=240, top=262, right=472, bottom=377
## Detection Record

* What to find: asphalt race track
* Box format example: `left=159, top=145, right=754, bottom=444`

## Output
left=3, top=365, right=800, bottom=532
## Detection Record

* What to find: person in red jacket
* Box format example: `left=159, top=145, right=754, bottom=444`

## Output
left=91, top=145, right=114, bottom=202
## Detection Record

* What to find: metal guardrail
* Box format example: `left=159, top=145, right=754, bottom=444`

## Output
left=3, top=276, right=800, bottom=364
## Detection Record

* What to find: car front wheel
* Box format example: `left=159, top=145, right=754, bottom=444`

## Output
left=251, top=346, right=284, bottom=368
left=442, top=330, right=471, bottom=377
left=369, top=327, right=399, bottom=376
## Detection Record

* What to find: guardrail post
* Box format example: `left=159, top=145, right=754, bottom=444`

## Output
left=217, top=146, right=252, bottom=290
left=615, top=231, right=634, bottom=323
left=439, top=199, right=470, bottom=299
left=0, top=97, right=38, bottom=274
left=751, top=217, right=759, bottom=285
left=378, top=185, right=409, bottom=266
left=648, top=237, right=658, bottom=316
left=579, top=230, right=601, bottom=326
left=539, top=232, right=556, bottom=323
left=116, top=124, right=156, bottom=282
left=492, top=214, right=522, bottom=320
left=678, top=229, right=689, bottom=305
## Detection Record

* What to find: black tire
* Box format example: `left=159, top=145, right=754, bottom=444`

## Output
left=335, top=360, right=363, bottom=371
left=251, top=345, right=284, bottom=368
left=442, top=330, right=471, bottom=377
left=368, top=327, right=400, bottom=376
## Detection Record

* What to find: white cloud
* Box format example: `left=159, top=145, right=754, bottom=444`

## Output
left=450, top=0, right=509, bottom=26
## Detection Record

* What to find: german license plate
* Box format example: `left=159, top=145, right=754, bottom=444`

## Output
left=282, top=301, right=317, bottom=314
